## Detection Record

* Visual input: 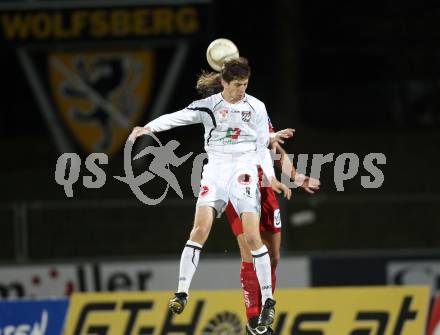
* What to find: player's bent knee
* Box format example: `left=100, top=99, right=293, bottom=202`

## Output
left=190, top=224, right=211, bottom=241
left=244, top=233, right=262, bottom=250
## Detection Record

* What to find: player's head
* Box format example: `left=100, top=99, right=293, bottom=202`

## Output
left=221, top=57, right=250, bottom=103
left=221, top=57, right=251, bottom=83
left=196, top=57, right=251, bottom=100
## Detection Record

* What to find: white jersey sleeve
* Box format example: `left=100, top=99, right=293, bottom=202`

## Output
left=255, top=103, right=276, bottom=179
left=145, top=103, right=202, bottom=133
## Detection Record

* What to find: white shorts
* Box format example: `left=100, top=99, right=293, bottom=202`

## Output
left=196, top=156, right=260, bottom=218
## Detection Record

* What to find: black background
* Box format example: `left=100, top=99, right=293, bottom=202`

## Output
left=1, top=0, right=439, bottom=261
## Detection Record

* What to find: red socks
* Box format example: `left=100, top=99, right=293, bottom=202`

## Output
left=240, top=262, right=277, bottom=322
left=240, top=262, right=260, bottom=320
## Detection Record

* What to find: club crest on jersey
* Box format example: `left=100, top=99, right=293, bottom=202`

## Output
left=199, top=185, right=210, bottom=197
left=241, top=110, right=251, bottom=122
left=217, top=109, right=229, bottom=122
left=49, top=50, right=154, bottom=156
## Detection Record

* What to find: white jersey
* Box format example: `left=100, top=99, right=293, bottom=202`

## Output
left=145, top=93, right=275, bottom=179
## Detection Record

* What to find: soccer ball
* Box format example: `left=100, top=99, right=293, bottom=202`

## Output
left=206, top=38, right=239, bottom=72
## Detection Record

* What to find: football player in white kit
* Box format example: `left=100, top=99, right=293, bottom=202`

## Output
left=129, top=57, right=291, bottom=329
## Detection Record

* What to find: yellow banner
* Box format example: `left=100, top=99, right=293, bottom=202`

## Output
left=63, top=286, right=430, bottom=335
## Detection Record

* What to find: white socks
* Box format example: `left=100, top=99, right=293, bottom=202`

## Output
left=177, top=240, right=203, bottom=294
left=176, top=240, right=273, bottom=306
left=251, top=245, right=273, bottom=304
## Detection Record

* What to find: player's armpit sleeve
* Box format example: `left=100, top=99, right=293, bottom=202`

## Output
left=145, top=108, right=201, bottom=133
left=258, top=149, right=276, bottom=180
left=256, top=105, right=276, bottom=179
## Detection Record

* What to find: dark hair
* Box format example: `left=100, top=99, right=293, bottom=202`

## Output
left=221, top=57, right=251, bottom=83
left=196, top=57, right=251, bottom=98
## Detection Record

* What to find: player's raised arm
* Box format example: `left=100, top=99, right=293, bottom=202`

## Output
left=128, top=126, right=152, bottom=142
left=270, top=128, right=295, bottom=145
left=128, top=104, right=202, bottom=142
left=271, top=141, right=321, bottom=194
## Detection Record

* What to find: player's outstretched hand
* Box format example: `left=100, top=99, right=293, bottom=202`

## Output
left=270, top=128, right=295, bottom=145
left=128, top=126, right=151, bottom=142
left=293, top=173, right=321, bottom=194
left=270, top=177, right=292, bottom=200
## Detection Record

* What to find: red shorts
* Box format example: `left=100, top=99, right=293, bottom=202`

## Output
left=225, top=184, right=281, bottom=236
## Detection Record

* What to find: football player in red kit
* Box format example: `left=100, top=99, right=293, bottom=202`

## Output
left=226, top=126, right=320, bottom=334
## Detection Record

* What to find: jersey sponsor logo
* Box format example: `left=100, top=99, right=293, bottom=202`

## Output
left=49, top=50, right=154, bottom=156
left=241, top=110, right=251, bottom=122
left=223, top=127, right=241, bottom=144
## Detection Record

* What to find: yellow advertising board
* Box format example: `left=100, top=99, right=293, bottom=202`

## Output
left=63, top=286, right=430, bottom=335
